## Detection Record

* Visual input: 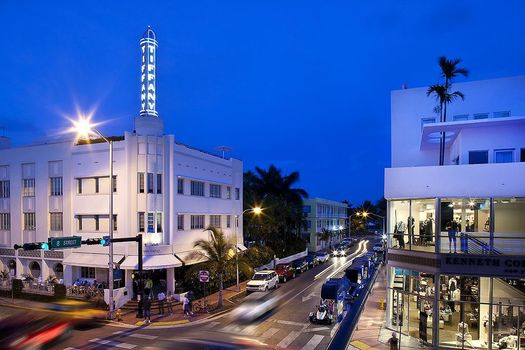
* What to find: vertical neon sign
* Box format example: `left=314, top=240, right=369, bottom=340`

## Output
left=139, top=27, right=158, bottom=117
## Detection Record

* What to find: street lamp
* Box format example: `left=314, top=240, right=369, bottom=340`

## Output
left=72, top=116, right=116, bottom=320
left=348, top=211, right=363, bottom=236
left=360, top=211, right=386, bottom=239
left=234, top=207, right=262, bottom=291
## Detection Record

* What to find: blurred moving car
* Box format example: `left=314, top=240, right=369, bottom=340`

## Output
left=45, top=299, right=106, bottom=325
left=305, top=255, right=318, bottom=269
left=332, top=246, right=347, bottom=257
left=291, top=259, right=308, bottom=273
left=0, top=314, right=71, bottom=349
left=246, top=270, right=279, bottom=293
left=230, top=292, right=280, bottom=323
left=275, top=263, right=296, bottom=283
left=315, top=251, right=330, bottom=263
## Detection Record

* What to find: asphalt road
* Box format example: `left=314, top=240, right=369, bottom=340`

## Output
left=1, top=239, right=371, bottom=350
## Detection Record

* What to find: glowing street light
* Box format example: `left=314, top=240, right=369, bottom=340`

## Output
left=235, top=207, right=263, bottom=291
left=71, top=116, right=116, bottom=320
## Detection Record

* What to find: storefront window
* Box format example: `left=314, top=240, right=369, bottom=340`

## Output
left=389, top=199, right=436, bottom=252
left=494, top=197, right=525, bottom=255
left=439, top=198, right=490, bottom=254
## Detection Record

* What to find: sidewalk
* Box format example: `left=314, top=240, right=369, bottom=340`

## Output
left=0, top=281, right=249, bottom=328
left=348, top=266, right=389, bottom=350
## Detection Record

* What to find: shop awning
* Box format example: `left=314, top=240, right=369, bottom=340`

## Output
left=236, top=243, right=248, bottom=252
left=120, top=255, right=182, bottom=270
left=63, top=253, right=124, bottom=269
left=174, top=250, right=209, bottom=266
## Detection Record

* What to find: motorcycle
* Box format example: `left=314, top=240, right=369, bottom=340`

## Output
left=309, top=303, right=333, bottom=325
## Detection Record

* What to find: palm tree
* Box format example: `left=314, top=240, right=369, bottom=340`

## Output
left=318, top=229, right=331, bottom=250
left=192, top=226, right=234, bottom=308
left=427, top=83, right=447, bottom=165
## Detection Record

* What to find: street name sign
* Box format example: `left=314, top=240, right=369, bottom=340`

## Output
left=49, top=236, right=82, bottom=249
left=199, top=270, right=210, bottom=283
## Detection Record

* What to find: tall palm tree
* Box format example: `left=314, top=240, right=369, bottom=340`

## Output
left=427, top=84, right=447, bottom=165
left=192, top=226, right=234, bottom=308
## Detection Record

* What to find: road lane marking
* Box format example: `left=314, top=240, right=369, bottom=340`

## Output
left=113, top=331, right=158, bottom=340
left=275, top=319, right=309, bottom=327
left=242, top=324, right=258, bottom=335
left=203, top=321, right=220, bottom=329
left=260, top=327, right=280, bottom=339
left=89, top=338, right=137, bottom=349
left=301, top=334, right=324, bottom=350
left=277, top=330, right=301, bottom=348
left=304, top=326, right=331, bottom=333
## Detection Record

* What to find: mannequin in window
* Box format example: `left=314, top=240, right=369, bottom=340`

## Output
left=394, top=221, right=406, bottom=248
left=447, top=221, right=457, bottom=253
left=407, top=216, right=415, bottom=245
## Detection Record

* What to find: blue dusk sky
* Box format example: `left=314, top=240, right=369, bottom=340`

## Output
left=1, top=1, right=524, bottom=204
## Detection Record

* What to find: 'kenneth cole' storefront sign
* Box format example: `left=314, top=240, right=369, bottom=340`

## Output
left=441, top=254, right=525, bottom=278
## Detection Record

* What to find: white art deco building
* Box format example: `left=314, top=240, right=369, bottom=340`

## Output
left=0, top=27, right=243, bottom=303
left=385, top=75, right=525, bottom=349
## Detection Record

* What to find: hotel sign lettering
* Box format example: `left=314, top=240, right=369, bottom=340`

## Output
left=441, top=255, right=525, bottom=278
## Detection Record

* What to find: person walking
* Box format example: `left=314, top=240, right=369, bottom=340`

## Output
left=166, top=291, right=174, bottom=314
left=143, top=296, right=152, bottom=324
left=389, top=332, right=399, bottom=350
left=182, top=294, right=192, bottom=316
left=157, top=291, right=165, bottom=315
left=144, top=277, right=153, bottom=298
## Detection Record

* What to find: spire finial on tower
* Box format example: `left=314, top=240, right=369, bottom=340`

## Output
left=139, top=26, right=158, bottom=117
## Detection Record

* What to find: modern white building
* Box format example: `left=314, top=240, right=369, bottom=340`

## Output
left=0, top=27, right=244, bottom=303
left=385, top=75, right=525, bottom=349
left=302, top=198, right=348, bottom=252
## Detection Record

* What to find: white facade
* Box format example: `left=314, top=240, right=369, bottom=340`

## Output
left=385, top=75, right=525, bottom=349
left=0, top=28, right=243, bottom=302
left=302, top=198, right=348, bottom=252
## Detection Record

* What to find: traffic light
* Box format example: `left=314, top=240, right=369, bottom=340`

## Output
left=102, top=236, right=110, bottom=247
left=13, top=242, right=49, bottom=250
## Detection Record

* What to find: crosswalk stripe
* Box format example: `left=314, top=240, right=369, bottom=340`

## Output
left=220, top=324, right=243, bottom=333
left=242, top=325, right=258, bottom=335
left=203, top=321, right=220, bottom=329
left=304, top=326, right=330, bottom=333
left=89, top=338, right=137, bottom=349
left=260, top=327, right=280, bottom=339
left=301, top=334, right=324, bottom=350
left=276, top=319, right=309, bottom=327
left=277, top=330, right=301, bottom=348
left=113, top=331, right=158, bottom=340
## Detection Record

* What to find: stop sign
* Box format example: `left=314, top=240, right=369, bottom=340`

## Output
left=199, top=270, right=210, bottom=283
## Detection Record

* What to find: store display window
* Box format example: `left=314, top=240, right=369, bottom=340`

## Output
left=389, top=199, right=436, bottom=252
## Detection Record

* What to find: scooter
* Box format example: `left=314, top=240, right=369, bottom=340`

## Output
left=309, top=303, right=333, bottom=325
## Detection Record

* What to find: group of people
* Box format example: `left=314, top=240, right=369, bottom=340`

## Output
left=142, top=290, right=195, bottom=324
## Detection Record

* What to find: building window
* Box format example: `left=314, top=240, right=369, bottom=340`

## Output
left=138, top=172, right=145, bottom=193
left=209, top=215, right=221, bottom=228
left=493, top=111, right=510, bottom=118
left=112, top=175, right=117, bottom=193
left=521, top=148, right=525, bottom=162
left=95, top=215, right=100, bottom=231
left=156, top=212, right=163, bottom=232
left=95, top=177, right=100, bottom=193
left=138, top=212, right=145, bottom=232
left=191, top=181, right=205, bottom=196
left=77, top=179, right=83, bottom=194
left=156, top=174, right=162, bottom=194
left=210, top=184, right=221, bottom=198
left=177, top=215, right=184, bottom=230
left=468, top=150, right=488, bottom=164
left=147, top=173, right=154, bottom=193
left=77, top=215, right=83, bottom=231
left=0, top=213, right=10, bottom=230
left=494, top=149, right=514, bottom=163
left=113, top=214, right=118, bottom=231
left=23, top=178, right=35, bottom=197
left=420, top=117, right=435, bottom=130
left=473, top=113, right=489, bottom=120
left=147, top=213, right=154, bottom=233
left=50, top=177, right=63, bottom=196
left=226, top=186, right=231, bottom=199
left=190, top=215, right=205, bottom=229
left=235, top=188, right=240, bottom=200
left=226, top=215, right=231, bottom=228
left=303, top=205, right=311, bottom=214
left=177, top=178, right=184, bottom=194
left=453, top=114, right=469, bottom=121
left=81, top=267, right=95, bottom=279
left=50, top=212, right=63, bottom=231
left=24, top=212, right=36, bottom=230
left=0, top=180, right=9, bottom=198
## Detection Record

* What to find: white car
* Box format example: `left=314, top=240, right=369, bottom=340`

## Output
left=315, top=252, right=330, bottom=263
left=246, top=270, right=279, bottom=293
left=230, top=292, right=280, bottom=323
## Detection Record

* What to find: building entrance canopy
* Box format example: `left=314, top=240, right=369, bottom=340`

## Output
left=63, top=253, right=124, bottom=269
left=120, top=254, right=182, bottom=270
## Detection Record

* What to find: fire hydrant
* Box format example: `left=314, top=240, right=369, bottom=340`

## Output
left=116, top=308, right=123, bottom=321
left=379, top=297, right=385, bottom=310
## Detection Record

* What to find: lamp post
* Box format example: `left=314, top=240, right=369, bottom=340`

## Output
left=348, top=211, right=363, bottom=237
left=234, top=207, right=262, bottom=292
left=72, top=117, right=116, bottom=320
left=361, top=211, right=386, bottom=239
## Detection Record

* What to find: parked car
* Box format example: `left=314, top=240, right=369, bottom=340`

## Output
left=246, top=270, right=279, bottom=293
left=305, top=255, right=318, bottom=269
left=315, top=251, right=330, bottom=263
left=373, top=242, right=385, bottom=252
left=291, top=259, right=309, bottom=273
left=275, top=264, right=296, bottom=282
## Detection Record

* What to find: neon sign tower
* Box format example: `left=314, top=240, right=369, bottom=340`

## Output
left=140, top=26, right=158, bottom=117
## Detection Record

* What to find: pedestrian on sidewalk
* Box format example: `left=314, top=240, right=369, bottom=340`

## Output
left=166, top=291, right=174, bottom=314
left=389, top=332, right=399, bottom=350
left=143, top=296, right=152, bottom=324
left=187, top=290, right=195, bottom=312
left=144, top=277, right=153, bottom=298
left=182, top=294, right=191, bottom=316
left=157, top=291, right=165, bottom=315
